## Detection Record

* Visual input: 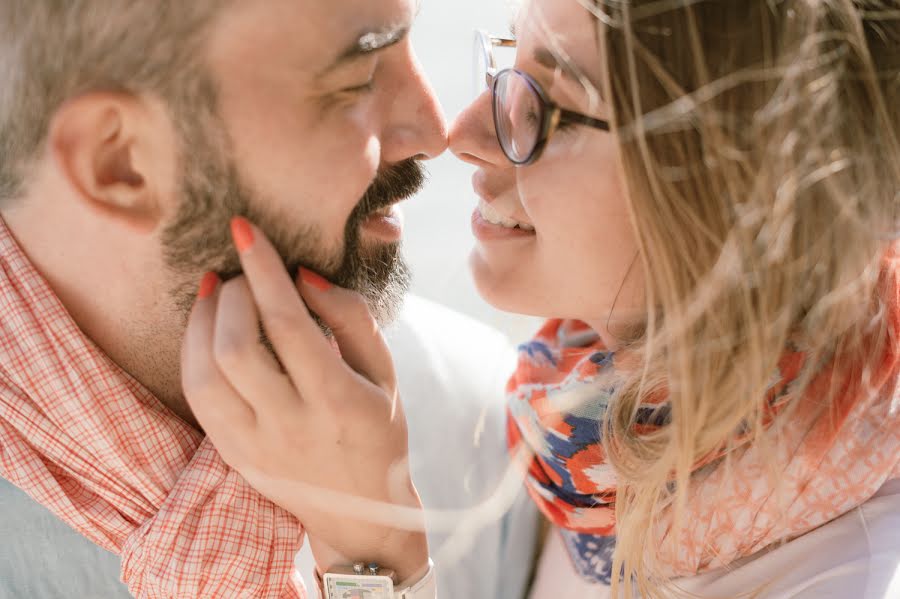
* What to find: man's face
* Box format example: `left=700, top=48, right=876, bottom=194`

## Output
left=163, top=0, right=447, bottom=324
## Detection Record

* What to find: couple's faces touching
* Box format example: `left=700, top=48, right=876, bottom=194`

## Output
left=42, top=0, right=643, bottom=349
left=206, top=0, right=643, bottom=343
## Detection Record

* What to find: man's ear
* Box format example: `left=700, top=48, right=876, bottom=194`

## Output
left=47, top=92, right=177, bottom=232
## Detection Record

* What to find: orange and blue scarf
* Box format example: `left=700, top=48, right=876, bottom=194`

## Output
left=507, top=255, right=900, bottom=584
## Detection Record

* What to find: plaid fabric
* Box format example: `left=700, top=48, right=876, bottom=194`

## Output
left=0, top=218, right=307, bottom=598
left=507, top=247, right=900, bottom=582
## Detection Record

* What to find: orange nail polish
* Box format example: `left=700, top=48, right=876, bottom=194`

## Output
left=230, top=217, right=255, bottom=253
left=197, top=272, right=220, bottom=300
left=298, top=267, right=333, bottom=292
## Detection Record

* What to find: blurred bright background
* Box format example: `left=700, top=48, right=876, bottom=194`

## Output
left=402, top=0, right=541, bottom=343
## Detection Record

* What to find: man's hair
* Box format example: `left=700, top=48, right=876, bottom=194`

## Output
left=0, top=1, right=228, bottom=202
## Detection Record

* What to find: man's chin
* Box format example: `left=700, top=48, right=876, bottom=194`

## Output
left=329, top=240, right=410, bottom=329
left=358, top=263, right=411, bottom=328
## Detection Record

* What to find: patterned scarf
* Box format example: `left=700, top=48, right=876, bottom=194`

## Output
left=0, top=218, right=306, bottom=598
left=507, top=251, right=900, bottom=585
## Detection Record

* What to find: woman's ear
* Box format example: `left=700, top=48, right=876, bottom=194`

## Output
left=47, top=92, right=178, bottom=233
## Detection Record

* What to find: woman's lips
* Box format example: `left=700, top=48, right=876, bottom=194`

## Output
left=471, top=209, right=537, bottom=242
left=476, top=199, right=534, bottom=230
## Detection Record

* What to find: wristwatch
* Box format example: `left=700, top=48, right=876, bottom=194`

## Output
left=316, top=559, right=436, bottom=599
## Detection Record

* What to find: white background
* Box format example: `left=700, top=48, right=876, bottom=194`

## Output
left=402, top=0, right=541, bottom=343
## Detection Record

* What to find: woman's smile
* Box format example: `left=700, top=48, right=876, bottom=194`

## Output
left=471, top=203, right=537, bottom=241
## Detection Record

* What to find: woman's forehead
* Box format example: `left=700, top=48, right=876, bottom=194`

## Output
left=515, top=0, right=602, bottom=80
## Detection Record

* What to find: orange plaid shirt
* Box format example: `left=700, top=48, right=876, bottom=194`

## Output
left=0, top=218, right=307, bottom=598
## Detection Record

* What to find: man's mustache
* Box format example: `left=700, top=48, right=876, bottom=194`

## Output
left=210, top=159, right=426, bottom=287
left=353, top=159, right=428, bottom=222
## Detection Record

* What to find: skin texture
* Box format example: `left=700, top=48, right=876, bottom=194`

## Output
left=450, top=0, right=645, bottom=349
left=0, top=0, right=447, bottom=426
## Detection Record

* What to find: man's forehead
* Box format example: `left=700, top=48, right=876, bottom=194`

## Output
left=208, top=0, right=417, bottom=77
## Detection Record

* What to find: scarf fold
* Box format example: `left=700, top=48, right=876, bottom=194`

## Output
left=507, top=252, right=900, bottom=585
left=0, top=218, right=306, bottom=598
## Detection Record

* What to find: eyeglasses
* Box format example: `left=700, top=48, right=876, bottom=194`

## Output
left=474, top=30, right=611, bottom=166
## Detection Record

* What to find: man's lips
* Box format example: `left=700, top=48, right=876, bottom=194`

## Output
left=361, top=204, right=404, bottom=242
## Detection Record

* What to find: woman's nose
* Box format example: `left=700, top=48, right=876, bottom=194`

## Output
left=449, top=91, right=508, bottom=168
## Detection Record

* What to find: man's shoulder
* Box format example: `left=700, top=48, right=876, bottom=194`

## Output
left=0, top=477, right=131, bottom=599
left=392, top=295, right=512, bottom=351
left=386, top=295, right=518, bottom=394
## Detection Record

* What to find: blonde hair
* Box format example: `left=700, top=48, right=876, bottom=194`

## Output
left=586, top=1, right=899, bottom=596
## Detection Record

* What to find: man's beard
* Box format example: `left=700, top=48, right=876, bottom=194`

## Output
left=161, top=118, right=424, bottom=329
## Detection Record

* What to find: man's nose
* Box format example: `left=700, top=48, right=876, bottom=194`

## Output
left=449, top=91, right=508, bottom=168
left=382, top=51, right=449, bottom=163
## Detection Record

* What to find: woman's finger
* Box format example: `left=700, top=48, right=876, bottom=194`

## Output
left=212, top=276, right=300, bottom=415
left=181, top=273, right=256, bottom=451
left=229, top=217, right=347, bottom=398
left=297, top=268, right=396, bottom=390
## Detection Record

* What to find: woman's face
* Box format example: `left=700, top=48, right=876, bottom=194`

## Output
left=449, top=0, right=644, bottom=345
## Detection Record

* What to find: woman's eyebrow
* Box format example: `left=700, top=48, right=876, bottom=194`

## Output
left=532, top=46, right=581, bottom=81
left=534, top=46, right=607, bottom=103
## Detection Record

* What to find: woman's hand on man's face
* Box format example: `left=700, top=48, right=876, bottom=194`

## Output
left=180, top=217, right=428, bottom=579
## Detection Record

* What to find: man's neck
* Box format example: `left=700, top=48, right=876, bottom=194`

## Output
left=1, top=192, right=200, bottom=431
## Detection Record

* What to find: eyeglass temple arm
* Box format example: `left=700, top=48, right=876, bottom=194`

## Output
left=558, top=109, right=611, bottom=132
left=490, top=37, right=517, bottom=48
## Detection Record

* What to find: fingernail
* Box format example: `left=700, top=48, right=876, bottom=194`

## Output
left=298, top=267, right=333, bottom=292
left=197, top=272, right=220, bottom=300
left=230, top=217, right=255, bottom=253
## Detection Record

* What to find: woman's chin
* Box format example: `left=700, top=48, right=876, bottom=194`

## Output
left=468, top=251, right=547, bottom=318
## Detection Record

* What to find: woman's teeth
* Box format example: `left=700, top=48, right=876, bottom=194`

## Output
left=478, top=200, right=535, bottom=231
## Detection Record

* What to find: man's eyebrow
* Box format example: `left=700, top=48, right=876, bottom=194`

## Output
left=318, top=24, right=410, bottom=77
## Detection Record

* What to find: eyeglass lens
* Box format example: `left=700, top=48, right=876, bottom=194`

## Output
left=493, top=71, right=544, bottom=164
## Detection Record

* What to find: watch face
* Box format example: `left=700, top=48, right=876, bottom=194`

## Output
left=325, top=575, right=393, bottom=599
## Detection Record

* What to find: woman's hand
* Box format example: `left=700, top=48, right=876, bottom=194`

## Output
left=180, top=217, right=428, bottom=580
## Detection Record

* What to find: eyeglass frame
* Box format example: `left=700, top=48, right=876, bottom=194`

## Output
left=475, top=30, right=611, bottom=166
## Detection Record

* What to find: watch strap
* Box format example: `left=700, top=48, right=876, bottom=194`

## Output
left=396, top=558, right=436, bottom=599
